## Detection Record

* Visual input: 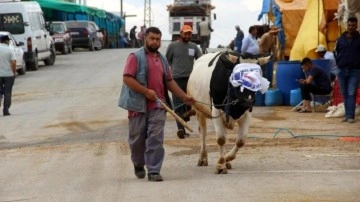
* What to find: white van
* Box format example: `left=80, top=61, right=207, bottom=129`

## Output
left=0, top=1, right=56, bottom=71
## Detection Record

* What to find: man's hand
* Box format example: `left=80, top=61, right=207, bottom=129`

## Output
left=144, top=89, right=158, bottom=101
left=183, top=95, right=195, bottom=105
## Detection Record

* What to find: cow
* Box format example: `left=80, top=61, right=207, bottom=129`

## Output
left=186, top=51, right=270, bottom=174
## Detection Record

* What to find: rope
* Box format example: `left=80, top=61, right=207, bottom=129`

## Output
left=172, top=99, right=239, bottom=111
left=245, top=127, right=358, bottom=139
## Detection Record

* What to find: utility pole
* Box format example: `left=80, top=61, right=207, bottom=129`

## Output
left=120, top=0, right=136, bottom=34
left=144, top=0, right=151, bottom=27
left=120, top=0, right=123, bottom=17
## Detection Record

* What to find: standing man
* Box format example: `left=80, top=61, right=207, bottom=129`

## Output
left=166, top=25, right=202, bottom=139
left=129, top=25, right=138, bottom=48
left=234, top=25, right=244, bottom=54
left=198, top=17, right=214, bottom=53
left=315, top=44, right=338, bottom=81
left=118, top=27, right=195, bottom=181
left=241, top=26, right=260, bottom=58
left=258, top=25, right=280, bottom=85
left=259, top=25, right=279, bottom=57
left=0, top=35, right=16, bottom=116
left=334, top=16, right=360, bottom=123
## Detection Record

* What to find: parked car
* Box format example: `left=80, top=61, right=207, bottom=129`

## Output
left=0, top=1, right=56, bottom=71
left=49, top=21, right=72, bottom=55
left=65, top=20, right=103, bottom=51
left=0, top=31, right=26, bottom=75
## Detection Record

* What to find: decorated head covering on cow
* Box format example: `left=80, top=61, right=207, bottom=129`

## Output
left=186, top=51, right=270, bottom=174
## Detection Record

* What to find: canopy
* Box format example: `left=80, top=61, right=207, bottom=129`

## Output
left=32, top=0, right=107, bottom=18
left=258, top=0, right=340, bottom=59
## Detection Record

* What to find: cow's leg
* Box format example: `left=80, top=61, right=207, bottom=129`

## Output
left=225, top=110, right=252, bottom=168
left=211, top=107, right=228, bottom=174
left=197, top=113, right=208, bottom=166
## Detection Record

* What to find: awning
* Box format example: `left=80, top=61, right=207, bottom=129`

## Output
left=32, top=0, right=107, bottom=18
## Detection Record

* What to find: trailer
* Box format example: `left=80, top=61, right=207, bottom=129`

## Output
left=167, top=0, right=215, bottom=44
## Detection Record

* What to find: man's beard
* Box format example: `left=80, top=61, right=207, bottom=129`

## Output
left=146, top=44, right=159, bottom=52
left=181, top=36, right=190, bottom=43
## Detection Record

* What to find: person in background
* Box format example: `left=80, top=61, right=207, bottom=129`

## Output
left=166, top=25, right=202, bottom=139
left=258, top=25, right=280, bottom=85
left=129, top=25, right=138, bottom=48
left=198, top=17, right=214, bottom=53
left=241, top=26, right=259, bottom=58
left=137, top=25, right=146, bottom=46
left=0, top=35, right=16, bottom=116
left=234, top=25, right=244, bottom=54
left=259, top=25, right=279, bottom=57
left=119, top=32, right=130, bottom=48
left=118, top=27, right=195, bottom=181
left=297, top=58, right=332, bottom=113
left=334, top=16, right=360, bottom=123
left=315, top=44, right=338, bottom=81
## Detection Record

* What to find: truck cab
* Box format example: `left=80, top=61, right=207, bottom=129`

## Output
left=167, top=0, right=215, bottom=44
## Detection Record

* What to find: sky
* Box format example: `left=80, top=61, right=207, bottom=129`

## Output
left=85, top=0, right=264, bottom=47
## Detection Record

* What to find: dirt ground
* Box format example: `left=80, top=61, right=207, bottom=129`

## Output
left=1, top=49, right=359, bottom=201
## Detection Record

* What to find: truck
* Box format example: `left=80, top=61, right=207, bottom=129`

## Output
left=167, top=0, right=215, bottom=44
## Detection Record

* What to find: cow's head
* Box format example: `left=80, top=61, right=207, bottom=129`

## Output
left=232, top=86, right=256, bottom=107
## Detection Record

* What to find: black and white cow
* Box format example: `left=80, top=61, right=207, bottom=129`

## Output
left=186, top=51, right=270, bottom=174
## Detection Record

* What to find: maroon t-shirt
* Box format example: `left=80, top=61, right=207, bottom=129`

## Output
left=123, top=52, right=172, bottom=117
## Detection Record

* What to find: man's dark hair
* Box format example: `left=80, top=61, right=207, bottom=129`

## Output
left=348, top=16, right=358, bottom=23
left=145, top=27, right=162, bottom=36
left=301, top=57, right=312, bottom=65
left=248, top=26, right=256, bottom=33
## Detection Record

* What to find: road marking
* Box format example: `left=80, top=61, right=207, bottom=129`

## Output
left=305, top=153, right=360, bottom=157
left=234, top=170, right=360, bottom=173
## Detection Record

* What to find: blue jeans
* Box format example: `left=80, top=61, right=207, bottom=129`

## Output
left=337, top=69, right=360, bottom=119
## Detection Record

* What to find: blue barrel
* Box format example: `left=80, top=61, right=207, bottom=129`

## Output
left=311, top=59, right=330, bottom=78
left=276, top=61, right=305, bottom=105
left=265, top=61, right=274, bottom=87
left=290, top=88, right=302, bottom=106
left=255, top=91, right=265, bottom=106
left=265, top=89, right=283, bottom=106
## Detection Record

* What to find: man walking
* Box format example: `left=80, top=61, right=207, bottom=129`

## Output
left=118, top=27, right=194, bottom=181
left=334, top=16, right=360, bottom=123
left=198, top=17, right=214, bottom=53
left=0, top=35, right=16, bottom=116
left=166, top=25, right=202, bottom=139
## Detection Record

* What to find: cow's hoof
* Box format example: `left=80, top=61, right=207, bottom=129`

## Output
left=215, top=168, right=228, bottom=174
left=197, top=160, right=208, bottom=166
left=226, top=162, right=232, bottom=169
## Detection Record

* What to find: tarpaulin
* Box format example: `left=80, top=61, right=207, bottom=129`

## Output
left=258, top=0, right=272, bottom=21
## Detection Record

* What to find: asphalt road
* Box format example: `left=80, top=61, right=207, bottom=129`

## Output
left=0, top=47, right=359, bottom=202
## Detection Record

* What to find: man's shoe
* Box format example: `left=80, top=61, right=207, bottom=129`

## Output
left=134, top=166, right=146, bottom=179
left=148, top=173, right=163, bottom=182
left=3, top=111, right=10, bottom=116
left=177, top=129, right=185, bottom=139
left=347, top=118, right=355, bottom=123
